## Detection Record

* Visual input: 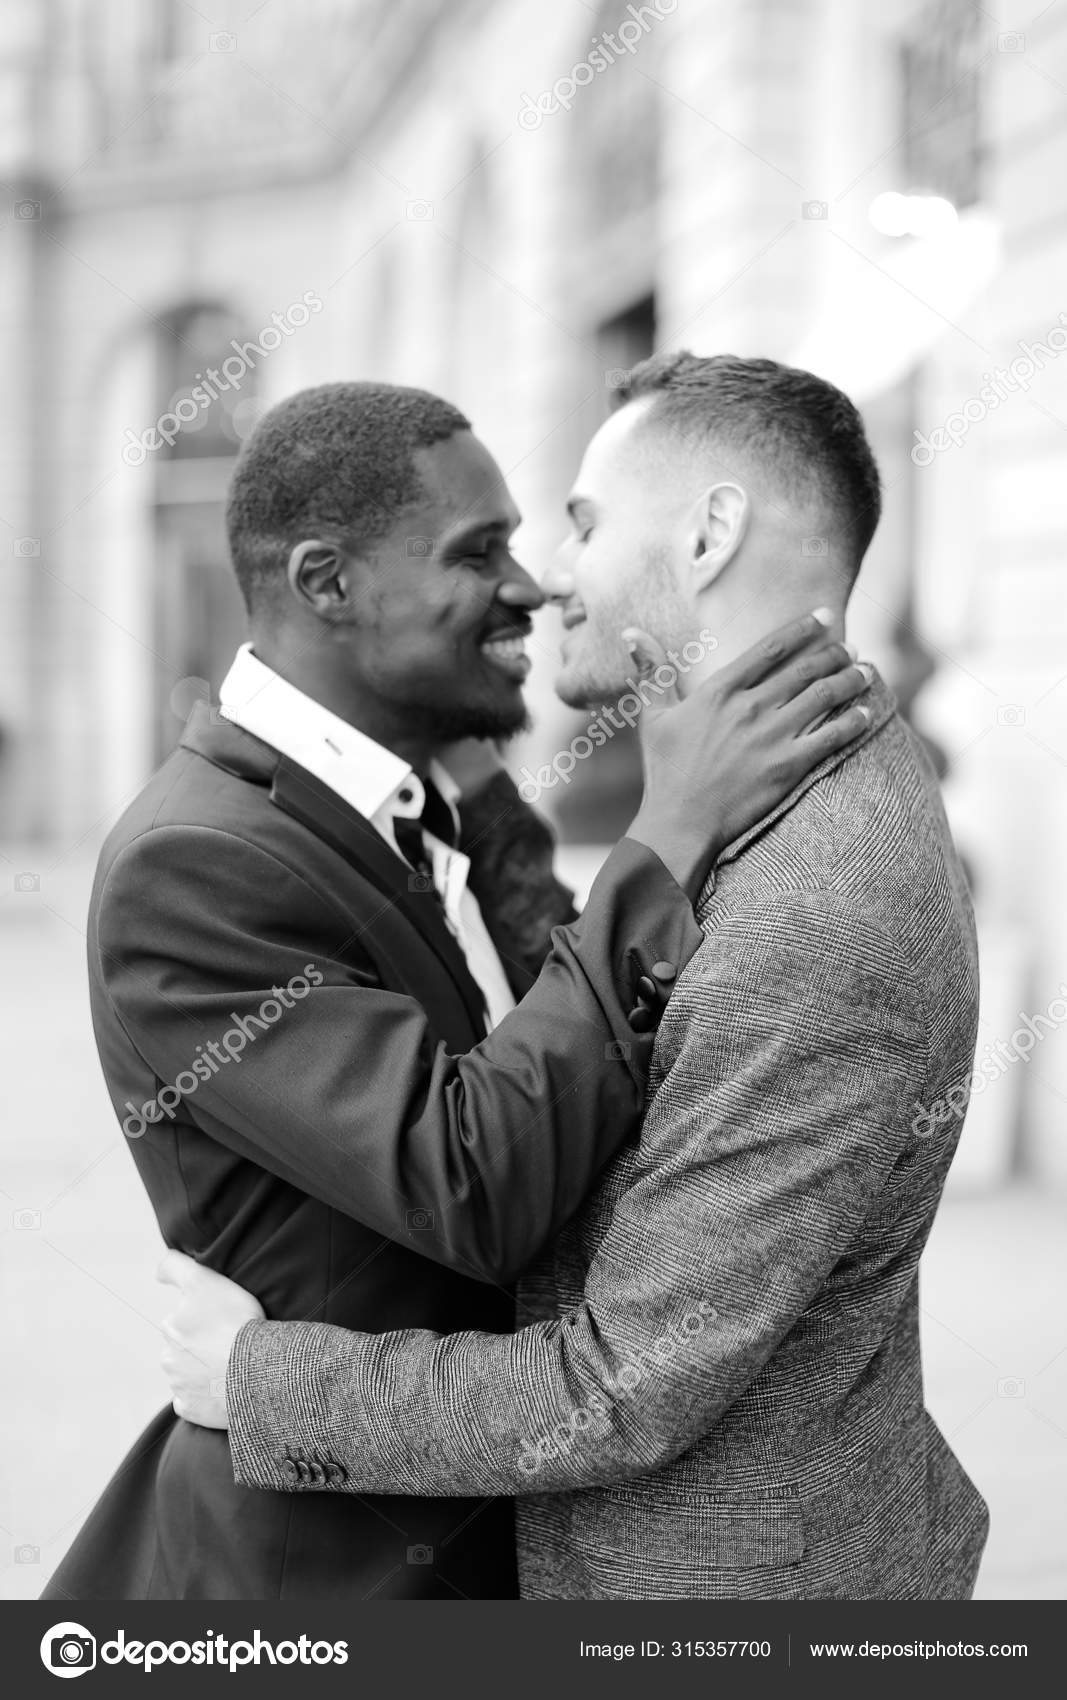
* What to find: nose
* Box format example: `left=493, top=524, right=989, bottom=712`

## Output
left=497, top=560, right=544, bottom=611
left=540, top=550, right=576, bottom=603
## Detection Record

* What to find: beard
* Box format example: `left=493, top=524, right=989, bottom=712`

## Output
left=390, top=687, right=531, bottom=744
left=440, top=699, right=532, bottom=741
left=554, top=543, right=698, bottom=710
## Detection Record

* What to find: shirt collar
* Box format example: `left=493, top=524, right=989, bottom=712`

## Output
left=218, top=643, right=458, bottom=835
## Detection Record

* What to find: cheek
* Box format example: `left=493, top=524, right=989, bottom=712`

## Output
left=574, top=536, right=641, bottom=627
left=570, top=546, right=615, bottom=626
left=369, top=573, right=466, bottom=638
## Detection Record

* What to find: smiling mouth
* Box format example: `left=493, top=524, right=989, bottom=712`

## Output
left=480, top=631, right=531, bottom=681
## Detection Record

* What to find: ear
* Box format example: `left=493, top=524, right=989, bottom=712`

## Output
left=285, top=539, right=357, bottom=620
left=687, top=481, right=749, bottom=592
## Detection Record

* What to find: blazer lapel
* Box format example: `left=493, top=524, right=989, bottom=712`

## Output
left=715, top=672, right=898, bottom=871
left=269, top=759, right=490, bottom=1038
left=180, top=704, right=490, bottom=1037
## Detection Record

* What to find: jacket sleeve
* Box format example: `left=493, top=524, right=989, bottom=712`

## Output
left=225, top=894, right=928, bottom=1496
left=458, top=770, right=579, bottom=997
left=95, top=826, right=702, bottom=1287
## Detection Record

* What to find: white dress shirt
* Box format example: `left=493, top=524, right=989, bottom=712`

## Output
left=218, top=644, right=516, bottom=1032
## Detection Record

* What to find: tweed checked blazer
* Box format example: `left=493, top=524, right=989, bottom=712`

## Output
left=227, top=672, right=990, bottom=1600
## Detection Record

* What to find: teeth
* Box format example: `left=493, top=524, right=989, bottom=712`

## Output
left=482, top=636, right=526, bottom=660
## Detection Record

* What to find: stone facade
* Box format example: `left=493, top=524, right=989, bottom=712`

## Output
left=1, top=0, right=1064, bottom=1171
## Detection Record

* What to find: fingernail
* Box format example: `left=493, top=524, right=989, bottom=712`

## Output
left=857, top=661, right=874, bottom=682
left=857, top=704, right=871, bottom=723
left=844, top=641, right=858, bottom=660
left=813, top=606, right=834, bottom=627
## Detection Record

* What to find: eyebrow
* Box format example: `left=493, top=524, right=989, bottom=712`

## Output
left=441, top=514, right=522, bottom=553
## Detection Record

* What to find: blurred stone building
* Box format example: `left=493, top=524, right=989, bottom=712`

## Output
left=2, top=0, right=1065, bottom=1176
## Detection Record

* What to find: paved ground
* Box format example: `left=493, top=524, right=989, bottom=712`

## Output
left=1, top=848, right=1064, bottom=1601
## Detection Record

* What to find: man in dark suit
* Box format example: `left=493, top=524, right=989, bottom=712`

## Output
left=44, top=381, right=868, bottom=1601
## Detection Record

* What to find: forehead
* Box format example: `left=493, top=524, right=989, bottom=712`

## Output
left=572, top=398, right=662, bottom=498
left=411, top=431, right=520, bottom=534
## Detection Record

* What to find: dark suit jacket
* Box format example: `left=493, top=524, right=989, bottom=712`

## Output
left=43, top=704, right=702, bottom=1601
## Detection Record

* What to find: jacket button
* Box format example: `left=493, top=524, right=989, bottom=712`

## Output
left=627, top=1004, right=656, bottom=1033
left=281, top=1459, right=299, bottom=1485
left=296, top=1460, right=313, bottom=1483
left=325, top=1463, right=346, bottom=1486
left=651, top=961, right=677, bottom=983
left=309, top=1461, right=326, bottom=1485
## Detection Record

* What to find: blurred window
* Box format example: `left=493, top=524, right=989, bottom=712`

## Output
left=900, top=0, right=984, bottom=210
left=151, top=304, right=254, bottom=761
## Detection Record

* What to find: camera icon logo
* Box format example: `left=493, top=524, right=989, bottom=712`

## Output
left=405, top=537, right=434, bottom=558
left=407, top=871, right=434, bottom=894
left=406, top=200, right=434, bottom=221
left=802, top=536, right=828, bottom=556
left=997, top=31, right=1026, bottom=52
left=407, top=1543, right=434, bottom=1564
left=168, top=675, right=221, bottom=725
left=14, top=199, right=41, bottom=220
left=40, top=1623, right=96, bottom=1678
left=15, top=872, right=40, bottom=893
left=802, top=200, right=829, bottom=220
left=210, top=31, right=237, bottom=51
left=996, top=1376, right=1025, bottom=1398
left=604, top=368, right=631, bottom=390
left=15, top=1543, right=40, bottom=1563
left=996, top=703, right=1025, bottom=728
left=14, top=538, right=41, bottom=556
left=13, top=1208, right=41, bottom=1230
left=605, top=1040, right=632, bottom=1061
left=405, top=1207, right=435, bottom=1232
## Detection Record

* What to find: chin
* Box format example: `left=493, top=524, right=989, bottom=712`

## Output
left=437, top=696, right=531, bottom=742
left=554, top=626, right=638, bottom=711
left=553, top=664, right=630, bottom=712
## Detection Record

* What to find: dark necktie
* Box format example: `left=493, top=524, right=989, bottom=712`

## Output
left=393, top=779, right=489, bottom=1034
left=393, top=777, right=457, bottom=891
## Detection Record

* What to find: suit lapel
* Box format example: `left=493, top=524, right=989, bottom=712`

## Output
left=715, top=673, right=898, bottom=871
left=180, top=705, right=489, bottom=1037
left=269, top=760, right=489, bottom=1037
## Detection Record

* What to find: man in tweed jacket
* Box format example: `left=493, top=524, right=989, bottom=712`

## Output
left=163, top=355, right=989, bottom=1599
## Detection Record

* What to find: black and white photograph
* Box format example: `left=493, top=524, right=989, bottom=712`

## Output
left=2, top=0, right=1065, bottom=1683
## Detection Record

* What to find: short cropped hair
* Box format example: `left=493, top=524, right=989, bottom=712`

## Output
left=225, top=381, right=470, bottom=611
left=614, top=351, right=882, bottom=571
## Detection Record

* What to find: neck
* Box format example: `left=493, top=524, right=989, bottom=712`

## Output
left=249, top=628, right=439, bottom=775
left=681, top=583, right=847, bottom=694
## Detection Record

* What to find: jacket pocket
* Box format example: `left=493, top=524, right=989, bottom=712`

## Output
left=578, top=1485, right=807, bottom=1571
